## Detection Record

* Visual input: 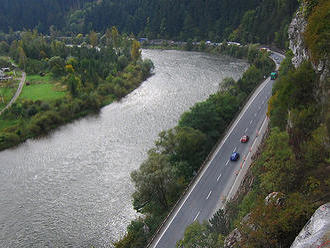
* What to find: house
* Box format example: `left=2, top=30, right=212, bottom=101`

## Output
left=0, top=69, right=11, bottom=81
left=0, top=69, right=5, bottom=80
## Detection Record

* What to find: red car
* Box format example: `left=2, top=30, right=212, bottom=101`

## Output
left=240, top=135, right=249, bottom=143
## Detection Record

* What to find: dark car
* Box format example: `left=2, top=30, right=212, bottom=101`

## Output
left=230, top=152, right=240, bottom=161
left=240, top=135, right=249, bottom=143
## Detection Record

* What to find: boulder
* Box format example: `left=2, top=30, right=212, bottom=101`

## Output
left=290, top=203, right=330, bottom=248
left=224, top=228, right=242, bottom=248
left=265, top=192, right=286, bottom=206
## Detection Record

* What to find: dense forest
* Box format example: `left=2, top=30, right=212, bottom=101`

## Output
left=0, top=0, right=94, bottom=33
left=0, top=0, right=299, bottom=48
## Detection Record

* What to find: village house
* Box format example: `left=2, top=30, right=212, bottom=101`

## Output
left=0, top=68, right=12, bottom=81
left=0, top=69, right=5, bottom=80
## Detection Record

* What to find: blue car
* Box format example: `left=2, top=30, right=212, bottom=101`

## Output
left=230, top=152, right=240, bottom=161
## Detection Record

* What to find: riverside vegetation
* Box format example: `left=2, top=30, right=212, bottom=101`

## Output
left=114, top=44, right=275, bottom=248
left=0, top=28, right=154, bottom=150
left=177, top=0, right=330, bottom=247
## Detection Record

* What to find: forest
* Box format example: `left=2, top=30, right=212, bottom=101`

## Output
left=0, top=0, right=299, bottom=49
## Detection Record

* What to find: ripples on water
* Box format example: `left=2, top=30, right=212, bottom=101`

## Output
left=0, top=50, right=248, bottom=247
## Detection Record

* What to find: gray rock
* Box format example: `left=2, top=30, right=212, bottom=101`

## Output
left=265, top=192, right=286, bottom=206
left=224, top=228, right=242, bottom=248
left=288, top=8, right=309, bottom=68
left=290, top=203, right=330, bottom=248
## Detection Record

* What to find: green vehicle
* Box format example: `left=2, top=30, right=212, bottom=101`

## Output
left=270, top=72, right=277, bottom=80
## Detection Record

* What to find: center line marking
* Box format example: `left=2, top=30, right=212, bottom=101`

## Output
left=250, top=120, right=253, bottom=125
left=193, top=211, right=200, bottom=222
left=206, top=190, right=212, bottom=200
left=217, top=174, right=222, bottom=181
left=245, top=127, right=248, bottom=133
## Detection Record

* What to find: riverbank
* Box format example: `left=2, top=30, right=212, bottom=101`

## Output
left=114, top=45, right=276, bottom=248
left=0, top=49, right=249, bottom=247
left=0, top=31, right=154, bottom=151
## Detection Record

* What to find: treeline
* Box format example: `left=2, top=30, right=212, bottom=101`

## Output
left=114, top=45, right=275, bottom=248
left=0, top=29, right=153, bottom=150
left=177, top=1, right=330, bottom=246
left=0, top=0, right=299, bottom=49
left=0, top=0, right=93, bottom=33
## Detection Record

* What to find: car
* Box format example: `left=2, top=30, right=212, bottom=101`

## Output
left=240, top=135, right=249, bottom=143
left=230, top=152, right=240, bottom=161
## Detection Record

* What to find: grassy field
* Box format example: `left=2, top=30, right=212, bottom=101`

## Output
left=26, top=74, right=54, bottom=83
left=20, top=83, right=67, bottom=101
left=0, top=86, right=15, bottom=108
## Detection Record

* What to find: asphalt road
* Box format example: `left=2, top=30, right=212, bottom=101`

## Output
left=149, top=52, right=284, bottom=248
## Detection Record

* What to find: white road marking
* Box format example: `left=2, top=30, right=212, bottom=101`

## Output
left=258, top=106, right=261, bottom=110
left=225, top=160, right=229, bottom=166
left=244, top=127, right=248, bottom=133
left=250, top=120, right=253, bottom=125
left=254, top=113, right=257, bottom=117
left=217, top=174, right=222, bottom=181
left=193, top=211, right=200, bottom=222
left=151, top=71, right=274, bottom=247
left=233, top=147, right=237, bottom=152
left=206, top=191, right=212, bottom=200
left=262, top=100, right=264, bottom=105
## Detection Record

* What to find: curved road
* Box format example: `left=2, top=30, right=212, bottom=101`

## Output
left=149, top=52, right=284, bottom=248
left=0, top=71, right=26, bottom=116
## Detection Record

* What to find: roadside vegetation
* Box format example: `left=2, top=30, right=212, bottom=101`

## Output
left=114, top=45, right=275, bottom=248
left=176, top=1, right=329, bottom=247
left=0, top=29, right=154, bottom=151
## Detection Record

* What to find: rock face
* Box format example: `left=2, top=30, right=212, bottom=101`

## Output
left=288, top=4, right=329, bottom=114
left=265, top=192, right=286, bottom=206
left=224, top=228, right=242, bottom=248
left=288, top=8, right=309, bottom=68
left=290, top=203, right=330, bottom=248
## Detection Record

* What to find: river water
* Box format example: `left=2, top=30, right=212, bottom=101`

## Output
left=0, top=50, right=248, bottom=247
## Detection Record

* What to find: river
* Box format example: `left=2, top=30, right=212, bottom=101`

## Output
left=0, top=49, right=248, bottom=247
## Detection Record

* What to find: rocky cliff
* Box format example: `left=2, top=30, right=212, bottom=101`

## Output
left=288, top=4, right=329, bottom=106
left=288, top=8, right=309, bottom=68
left=290, top=203, right=330, bottom=248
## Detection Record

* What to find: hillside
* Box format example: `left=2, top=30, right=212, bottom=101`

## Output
left=0, top=0, right=298, bottom=48
left=0, top=0, right=94, bottom=33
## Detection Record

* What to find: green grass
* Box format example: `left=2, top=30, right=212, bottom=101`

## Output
left=0, top=87, right=15, bottom=108
left=20, top=83, right=67, bottom=101
left=26, top=74, right=53, bottom=83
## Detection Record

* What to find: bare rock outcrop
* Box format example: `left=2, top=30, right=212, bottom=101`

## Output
left=224, top=228, right=242, bottom=248
left=288, top=8, right=309, bottom=68
left=290, top=203, right=330, bottom=248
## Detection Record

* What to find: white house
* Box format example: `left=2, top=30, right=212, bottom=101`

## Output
left=0, top=69, right=5, bottom=80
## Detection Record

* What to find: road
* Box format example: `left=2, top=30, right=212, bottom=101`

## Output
left=0, top=71, right=26, bottom=116
left=149, top=52, right=284, bottom=248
